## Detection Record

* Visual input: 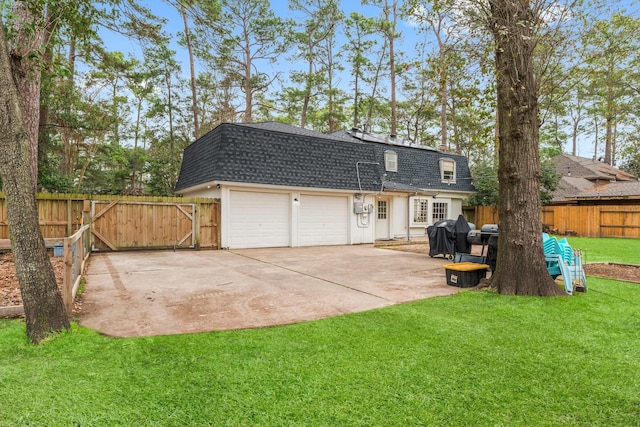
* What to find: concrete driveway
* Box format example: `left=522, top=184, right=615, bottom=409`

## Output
left=79, top=245, right=457, bottom=337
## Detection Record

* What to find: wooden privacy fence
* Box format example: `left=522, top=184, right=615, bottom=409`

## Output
left=474, top=204, right=640, bottom=238
left=0, top=193, right=220, bottom=250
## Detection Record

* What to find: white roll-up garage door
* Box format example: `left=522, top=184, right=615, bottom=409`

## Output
left=299, top=194, right=349, bottom=246
left=229, top=191, right=290, bottom=248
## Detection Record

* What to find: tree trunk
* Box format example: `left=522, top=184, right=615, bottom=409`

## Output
left=593, top=113, right=599, bottom=160
left=604, top=115, right=614, bottom=166
left=300, top=36, right=313, bottom=129
left=353, top=72, right=360, bottom=129
left=386, top=0, right=398, bottom=136
left=8, top=1, right=46, bottom=191
left=488, top=0, right=565, bottom=296
left=0, top=25, right=70, bottom=343
left=439, top=57, right=448, bottom=150
left=182, top=6, right=200, bottom=139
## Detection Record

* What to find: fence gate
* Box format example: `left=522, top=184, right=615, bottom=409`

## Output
left=91, top=200, right=196, bottom=251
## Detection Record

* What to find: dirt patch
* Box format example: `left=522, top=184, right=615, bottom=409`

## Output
left=379, top=242, right=485, bottom=257
left=584, top=263, right=640, bottom=284
left=0, top=252, right=65, bottom=308
left=379, top=242, right=433, bottom=255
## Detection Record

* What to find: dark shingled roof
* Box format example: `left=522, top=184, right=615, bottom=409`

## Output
left=554, top=154, right=637, bottom=181
left=551, top=154, right=640, bottom=203
left=175, top=122, right=475, bottom=194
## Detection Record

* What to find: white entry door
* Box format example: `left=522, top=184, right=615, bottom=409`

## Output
left=375, top=198, right=391, bottom=240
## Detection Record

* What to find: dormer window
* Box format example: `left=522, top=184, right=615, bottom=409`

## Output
left=440, top=158, right=456, bottom=183
left=385, top=150, right=398, bottom=172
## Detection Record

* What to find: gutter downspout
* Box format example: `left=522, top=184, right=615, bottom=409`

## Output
left=407, top=196, right=411, bottom=242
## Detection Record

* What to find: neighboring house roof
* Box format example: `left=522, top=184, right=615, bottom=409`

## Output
left=175, top=122, right=475, bottom=194
left=554, top=154, right=637, bottom=181
left=551, top=154, right=640, bottom=203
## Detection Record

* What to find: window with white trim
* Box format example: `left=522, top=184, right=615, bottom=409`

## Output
left=432, top=202, right=449, bottom=223
left=384, top=150, right=398, bottom=172
left=439, top=158, right=456, bottom=183
left=411, top=197, right=429, bottom=225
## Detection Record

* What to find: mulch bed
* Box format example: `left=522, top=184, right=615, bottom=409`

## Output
left=0, top=252, right=65, bottom=308
left=583, top=263, right=640, bottom=284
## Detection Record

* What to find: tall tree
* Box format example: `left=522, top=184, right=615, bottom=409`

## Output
left=407, top=0, right=461, bottom=150
left=488, top=0, right=565, bottom=296
left=317, top=23, right=347, bottom=132
left=143, top=37, right=190, bottom=195
left=396, top=37, right=438, bottom=145
left=379, top=0, right=401, bottom=136
left=289, top=0, right=340, bottom=129
left=582, top=14, right=640, bottom=166
left=6, top=1, right=49, bottom=189
left=0, top=23, right=70, bottom=343
left=343, top=12, right=378, bottom=129
left=361, top=0, right=401, bottom=134
left=195, top=0, right=290, bottom=122
left=180, top=1, right=200, bottom=139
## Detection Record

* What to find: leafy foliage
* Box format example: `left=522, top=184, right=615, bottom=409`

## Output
left=0, top=0, right=635, bottom=196
left=467, top=155, right=561, bottom=207
left=468, top=161, right=498, bottom=206
left=540, top=157, right=561, bottom=205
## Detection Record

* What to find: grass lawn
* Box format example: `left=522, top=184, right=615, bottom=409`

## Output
left=567, top=236, right=640, bottom=264
left=1, top=238, right=639, bottom=426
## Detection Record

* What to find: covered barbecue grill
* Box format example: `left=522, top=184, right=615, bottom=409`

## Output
left=467, top=224, right=498, bottom=270
left=427, top=215, right=472, bottom=259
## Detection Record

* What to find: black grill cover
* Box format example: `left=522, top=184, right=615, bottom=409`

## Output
left=427, top=215, right=473, bottom=258
left=453, top=214, right=471, bottom=254
left=427, top=219, right=456, bottom=257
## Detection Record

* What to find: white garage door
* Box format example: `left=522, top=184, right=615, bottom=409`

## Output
left=229, top=191, right=290, bottom=248
left=299, top=195, right=349, bottom=246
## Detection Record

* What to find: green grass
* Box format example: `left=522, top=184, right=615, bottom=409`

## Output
left=1, top=238, right=639, bottom=426
left=566, top=236, right=640, bottom=264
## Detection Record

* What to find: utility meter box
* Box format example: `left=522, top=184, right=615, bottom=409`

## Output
left=354, top=201, right=364, bottom=213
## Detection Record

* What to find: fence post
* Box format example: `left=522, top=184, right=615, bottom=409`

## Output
left=62, top=236, right=73, bottom=315
left=194, top=200, right=201, bottom=249
left=216, top=200, right=221, bottom=249
left=67, top=198, right=73, bottom=237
